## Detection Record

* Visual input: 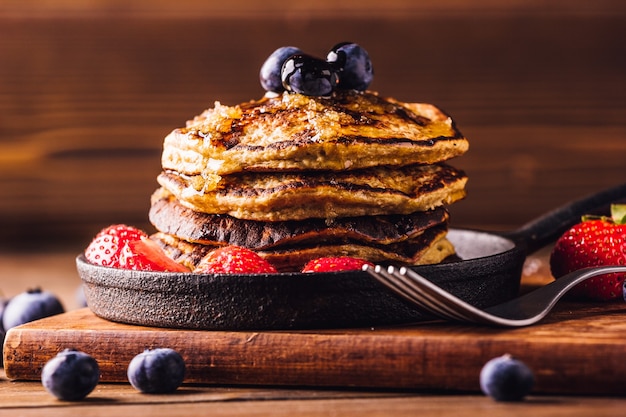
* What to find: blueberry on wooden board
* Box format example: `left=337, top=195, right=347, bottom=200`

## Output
left=41, top=349, right=100, bottom=401
left=480, top=354, right=535, bottom=401
left=127, top=348, right=186, bottom=394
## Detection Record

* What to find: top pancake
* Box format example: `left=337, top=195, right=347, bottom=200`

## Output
left=161, top=90, right=468, bottom=190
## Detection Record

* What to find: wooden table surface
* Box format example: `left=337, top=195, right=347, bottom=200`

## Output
left=1, top=0, right=626, bottom=415
left=3, top=249, right=626, bottom=416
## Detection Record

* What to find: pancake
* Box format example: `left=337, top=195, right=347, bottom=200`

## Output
left=149, top=188, right=449, bottom=250
left=152, top=88, right=469, bottom=270
left=157, top=163, right=467, bottom=221
left=259, top=228, right=454, bottom=272
left=161, top=90, right=469, bottom=190
left=151, top=224, right=454, bottom=272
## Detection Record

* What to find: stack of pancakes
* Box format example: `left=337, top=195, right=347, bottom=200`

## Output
left=149, top=90, right=469, bottom=272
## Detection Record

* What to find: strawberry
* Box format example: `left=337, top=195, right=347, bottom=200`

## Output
left=301, top=256, right=374, bottom=273
left=549, top=204, right=626, bottom=301
left=194, top=245, right=278, bottom=274
left=85, top=224, right=146, bottom=268
left=122, top=238, right=190, bottom=272
left=85, top=224, right=189, bottom=272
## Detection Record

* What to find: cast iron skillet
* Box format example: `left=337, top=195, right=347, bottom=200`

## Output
left=77, top=182, right=626, bottom=330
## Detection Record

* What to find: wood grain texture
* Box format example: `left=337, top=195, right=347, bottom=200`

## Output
left=4, top=250, right=626, bottom=415
left=0, top=3, right=625, bottom=249
left=1, top=5, right=625, bottom=412
left=3, top=373, right=626, bottom=417
left=3, top=0, right=625, bottom=19
left=5, top=303, right=626, bottom=395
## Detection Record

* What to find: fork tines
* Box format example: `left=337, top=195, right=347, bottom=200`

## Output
left=364, top=264, right=486, bottom=323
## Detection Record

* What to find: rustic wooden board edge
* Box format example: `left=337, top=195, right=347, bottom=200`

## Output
left=4, top=306, right=626, bottom=396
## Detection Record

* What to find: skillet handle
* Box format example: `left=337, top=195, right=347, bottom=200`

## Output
left=501, top=182, right=626, bottom=255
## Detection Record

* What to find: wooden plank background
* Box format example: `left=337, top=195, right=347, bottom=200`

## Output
left=0, top=0, right=625, bottom=250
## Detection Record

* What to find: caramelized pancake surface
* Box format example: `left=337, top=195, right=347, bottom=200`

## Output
left=151, top=226, right=453, bottom=272
left=153, top=88, right=469, bottom=269
left=157, top=163, right=467, bottom=221
left=258, top=227, right=454, bottom=272
left=161, top=91, right=468, bottom=189
left=149, top=189, right=449, bottom=249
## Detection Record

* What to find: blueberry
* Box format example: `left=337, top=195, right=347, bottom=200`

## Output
left=326, top=42, right=374, bottom=91
left=127, top=348, right=186, bottom=394
left=41, top=349, right=100, bottom=401
left=480, top=354, right=535, bottom=401
left=260, top=46, right=303, bottom=93
left=2, top=288, right=64, bottom=331
left=281, top=54, right=339, bottom=97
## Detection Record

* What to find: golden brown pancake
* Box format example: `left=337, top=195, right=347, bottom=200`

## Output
left=149, top=189, right=449, bottom=250
left=157, top=163, right=467, bottom=221
left=151, top=224, right=454, bottom=272
left=161, top=90, right=469, bottom=190
left=152, top=89, right=469, bottom=270
left=259, top=228, right=454, bottom=272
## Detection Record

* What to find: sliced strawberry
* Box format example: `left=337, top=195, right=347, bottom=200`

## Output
left=85, top=224, right=147, bottom=268
left=194, top=245, right=278, bottom=274
left=124, top=238, right=189, bottom=272
left=550, top=204, right=626, bottom=301
left=85, top=224, right=188, bottom=272
left=301, top=256, right=373, bottom=273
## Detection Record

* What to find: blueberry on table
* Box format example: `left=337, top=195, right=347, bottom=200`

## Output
left=41, top=349, right=100, bottom=401
left=281, top=54, right=339, bottom=97
left=127, top=348, right=186, bottom=394
left=326, top=42, right=374, bottom=91
left=2, top=288, right=64, bottom=331
left=480, top=354, right=535, bottom=401
left=260, top=46, right=303, bottom=93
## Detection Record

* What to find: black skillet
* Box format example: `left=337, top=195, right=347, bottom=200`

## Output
left=77, top=182, right=626, bottom=330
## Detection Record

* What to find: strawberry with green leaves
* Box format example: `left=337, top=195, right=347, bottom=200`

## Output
left=549, top=204, right=626, bottom=301
left=194, top=245, right=278, bottom=274
left=302, top=256, right=373, bottom=273
left=85, top=224, right=189, bottom=272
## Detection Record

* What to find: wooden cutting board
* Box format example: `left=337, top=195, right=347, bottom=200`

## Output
left=4, top=304, right=626, bottom=396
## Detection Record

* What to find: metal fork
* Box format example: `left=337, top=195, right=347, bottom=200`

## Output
left=363, top=264, right=626, bottom=327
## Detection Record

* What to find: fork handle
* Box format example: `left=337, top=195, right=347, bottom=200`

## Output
left=486, top=265, right=626, bottom=323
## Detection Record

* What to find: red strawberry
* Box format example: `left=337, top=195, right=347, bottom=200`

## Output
left=302, top=256, right=374, bottom=273
left=85, top=224, right=189, bottom=272
left=194, top=245, right=278, bottom=274
left=549, top=204, right=626, bottom=301
left=85, top=224, right=146, bottom=268
left=122, top=238, right=190, bottom=272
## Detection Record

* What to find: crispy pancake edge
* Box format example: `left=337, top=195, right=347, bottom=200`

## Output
left=157, top=163, right=467, bottom=221
left=151, top=228, right=454, bottom=273
left=161, top=91, right=469, bottom=181
left=149, top=188, right=450, bottom=249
